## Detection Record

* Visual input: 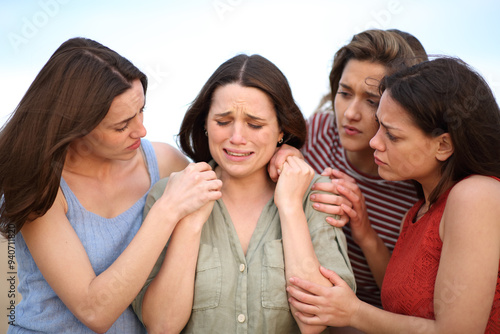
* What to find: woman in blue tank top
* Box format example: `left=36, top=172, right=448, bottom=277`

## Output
left=0, top=37, right=222, bottom=333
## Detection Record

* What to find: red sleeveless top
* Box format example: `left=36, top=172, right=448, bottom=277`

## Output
left=381, top=177, right=500, bottom=333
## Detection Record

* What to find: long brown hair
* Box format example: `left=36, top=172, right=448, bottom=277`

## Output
left=178, top=54, right=306, bottom=163
left=380, top=57, right=500, bottom=204
left=314, top=29, right=423, bottom=114
left=0, top=37, right=147, bottom=237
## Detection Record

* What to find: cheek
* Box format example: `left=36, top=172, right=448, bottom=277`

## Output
left=389, top=145, right=431, bottom=178
left=334, top=99, right=344, bottom=120
left=365, top=120, right=379, bottom=139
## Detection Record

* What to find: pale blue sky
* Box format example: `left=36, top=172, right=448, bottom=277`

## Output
left=1, top=0, right=499, bottom=146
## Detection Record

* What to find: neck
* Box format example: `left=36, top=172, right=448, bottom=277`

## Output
left=217, top=167, right=275, bottom=204
left=64, top=145, right=135, bottom=180
left=345, top=149, right=378, bottom=176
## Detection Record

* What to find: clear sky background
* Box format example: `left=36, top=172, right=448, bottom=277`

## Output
left=1, top=0, right=499, bottom=147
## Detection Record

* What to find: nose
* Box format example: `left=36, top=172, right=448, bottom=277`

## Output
left=369, top=127, right=384, bottom=151
left=131, top=113, right=147, bottom=138
left=343, top=99, right=362, bottom=122
left=229, top=122, right=246, bottom=145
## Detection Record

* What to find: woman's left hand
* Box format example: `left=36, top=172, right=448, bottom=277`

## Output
left=287, top=266, right=360, bottom=328
left=274, top=156, right=314, bottom=209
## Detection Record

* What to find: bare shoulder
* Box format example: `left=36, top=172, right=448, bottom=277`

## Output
left=22, top=188, right=70, bottom=240
left=150, top=142, right=189, bottom=178
left=448, top=175, right=500, bottom=203
left=444, top=175, right=500, bottom=231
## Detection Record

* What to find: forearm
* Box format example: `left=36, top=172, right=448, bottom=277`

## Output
left=141, top=221, right=202, bottom=334
left=75, top=206, right=180, bottom=331
left=280, top=206, right=330, bottom=334
left=356, top=229, right=391, bottom=288
left=352, top=301, right=438, bottom=334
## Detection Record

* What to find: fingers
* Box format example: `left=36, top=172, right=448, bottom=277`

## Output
left=268, top=144, right=304, bottom=182
left=287, top=300, right=322, bottom=326
left=328, top=168, right=357, bottom=183
left=267, top=147, right=281, bottom=182
left=319, top=266, right=346, bottom=287
left=288, top=276, right=325, bottom=297
left=161, top=162, right=222, bottom=219
left=325, top=214, right=349, bottom=228
left=310, top=190, right=351, bottom=207
left=287, top=295, right=321, bottom=319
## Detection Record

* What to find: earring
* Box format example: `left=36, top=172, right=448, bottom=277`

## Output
left=204, top=129, right=208, bottom=136
left=278, top=137, right=283, bottom=144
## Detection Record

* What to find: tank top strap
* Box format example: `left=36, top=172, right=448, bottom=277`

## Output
left=60, top=139, right=160, bottom=210
left=140, top=139, right=160, bottom=186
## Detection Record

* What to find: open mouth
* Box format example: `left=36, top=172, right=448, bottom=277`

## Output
left=225, top=149, right=252, bottom=157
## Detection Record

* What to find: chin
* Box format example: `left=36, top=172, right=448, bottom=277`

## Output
left=377, top=169, right=399, bottom=182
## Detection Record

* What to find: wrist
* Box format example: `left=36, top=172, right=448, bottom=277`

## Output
left=353, top=226, right=379, bottom=251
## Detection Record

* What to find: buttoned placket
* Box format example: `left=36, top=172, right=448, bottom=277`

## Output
left=236, top=259, right=248, bottom=334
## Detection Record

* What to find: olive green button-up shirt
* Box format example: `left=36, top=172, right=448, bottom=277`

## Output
left=134, top=169, right=355, bottom=334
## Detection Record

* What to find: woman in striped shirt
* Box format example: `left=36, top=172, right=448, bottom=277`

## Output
left=272, top=29, right=426, bottom=309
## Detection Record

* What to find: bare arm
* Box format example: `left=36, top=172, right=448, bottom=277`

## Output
left=275, top=156, right=331, bottom=334
left=288, top=176, right=500, bottom=333
left=141, top=200, right=218, bottom=333
left=22, top=162, right=220, bottom=333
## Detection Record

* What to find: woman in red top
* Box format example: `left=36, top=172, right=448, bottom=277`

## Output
left=286, top=57, right=500, bottom=333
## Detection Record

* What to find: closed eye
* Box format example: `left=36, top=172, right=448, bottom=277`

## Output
left=248, top=122, right=264, bottom=129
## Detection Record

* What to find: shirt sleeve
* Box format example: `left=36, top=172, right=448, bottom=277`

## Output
left=304, top=174, right=356, bottom=291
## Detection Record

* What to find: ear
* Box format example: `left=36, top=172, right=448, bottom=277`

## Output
left=435, top=133, right=454, bottom=162
left=278, top=130, right=284, bottom=143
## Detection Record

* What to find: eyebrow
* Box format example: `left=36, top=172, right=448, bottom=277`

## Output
left=339, top=83, right=380, bottom=98
left=214, top=111, right=266, bottom=121
left=379, top=120, right=401, bottom=131
left=114, top=104, right=145, bottom=126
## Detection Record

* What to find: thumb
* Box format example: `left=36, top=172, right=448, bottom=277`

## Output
left=321, top=167, right=334, bottom=177
left=320, top=266, right=346, bottom=287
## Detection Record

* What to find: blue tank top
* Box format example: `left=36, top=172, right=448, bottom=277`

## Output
left=9, top=140, right=159, bottom=334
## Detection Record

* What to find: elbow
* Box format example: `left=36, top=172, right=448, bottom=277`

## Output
left=145, top=322, right=186, bottom=334
left=75, top=308, right=116, bottom=334
left=81, top=319, right=113, bottom=334
left=143, top=312, right=189, bottom=334
left=298, top=324, right=327, bottom=334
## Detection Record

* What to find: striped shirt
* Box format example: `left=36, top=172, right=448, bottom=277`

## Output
left=302, top=111, right=419, bottom=307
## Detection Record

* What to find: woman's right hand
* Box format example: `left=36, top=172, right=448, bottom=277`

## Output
left=156, top=162, right=222, bottom=222
left=312, top=168, right=375, bottom=247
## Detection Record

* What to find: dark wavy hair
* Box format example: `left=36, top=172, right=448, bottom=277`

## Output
left=380, top=57, right=500, bottom=204
left=0, top=37, right=147, bottom=237
left=178, top=54, right=306, bottom=162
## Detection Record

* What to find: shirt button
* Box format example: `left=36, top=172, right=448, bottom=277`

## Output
left=237, top=314, right=246, bottom=323
left=239, top=263, right=245, bottom=272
